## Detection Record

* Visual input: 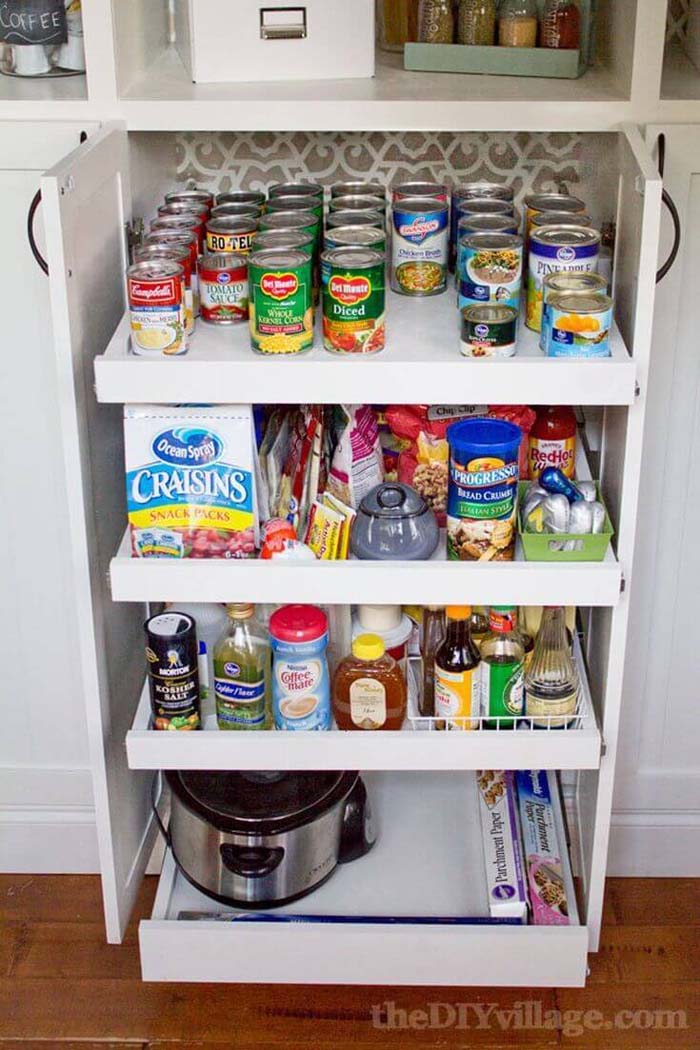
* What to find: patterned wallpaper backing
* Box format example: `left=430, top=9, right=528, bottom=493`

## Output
left=174, top=131, right=614, bottom=223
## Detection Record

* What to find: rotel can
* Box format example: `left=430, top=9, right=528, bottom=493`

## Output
left=145, top=611, right=201, bottom=731
left=127, top=260, right=187, bottom=356
left=206, top=214, right=259, bottom=256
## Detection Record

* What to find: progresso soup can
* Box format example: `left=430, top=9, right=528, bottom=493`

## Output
left=248, top=248, right=314, bottom=355
left=527, top=225, right=601, bottom=332
left=391, top=196, right=449, bottom=297
left=458, top=232, right=524, bottom=312
left=321, top=247, right=385, bottom=355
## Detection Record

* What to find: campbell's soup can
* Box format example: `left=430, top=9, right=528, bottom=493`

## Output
left=134, top=244, right=194, bottom=334
left=391, top=196, right=449, bottom=297
left=151, top=213, right=204, bottom=253
left=527, top=225, right=601, bottom=333
left=165, top=188, right=214, bottom=212
left=144, top=230, right=200, bottom=316
left=206, top=215, right=259, bottom=255
left=128, top=260, right=187, bottom=357
left=199, top=253, right=249, bottom=325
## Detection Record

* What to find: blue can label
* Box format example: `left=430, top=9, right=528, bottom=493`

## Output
left=271, top=636, right=331, bottom=731
left=447, top=453, right=519, bottom=561
left=458, top=240, right=523, bottom=312
left=391, top=207, right=449, bottom=296
left=214, top=677, right=267, bottom=727
left=547, top=304, right=612, bottom=358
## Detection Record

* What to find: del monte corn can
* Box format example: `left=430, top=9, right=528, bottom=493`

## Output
left=249, top=248, right=314, bottom=355
left=321, top=247, right=385, bottom=355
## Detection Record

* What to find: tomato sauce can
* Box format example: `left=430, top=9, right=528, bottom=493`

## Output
left=545, top=292, right=614, bottom=358
left=151, top=213, right=204, bottom=252
left=216, top=190, right=266, bottom=209
left=391, top=196, right=449, bottom=297
left=458, top=232, right=523, bottom=312
left=134, top=244, right=194, bottom=334
left=145, top=611, right=201, bottom=731
left=460, top=304, right=519, bottom=358
left=128, top=260, right=187, bottom=357
left=540, top=271, right=608, bottom=351
left=248, top=248, right=314, bottom=355
left=206, top=215, right=259, bottom=256
left=165, top=188, right=214, bottom=211
left=321, top=247, right=385, bottom=355
left=324, top=225, right=386, bottom=255
left=527, top=225, right=601, bottom=332
left=199, top=253, right=249, bottom=325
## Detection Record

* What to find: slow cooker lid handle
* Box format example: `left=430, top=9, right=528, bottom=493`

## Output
left=219, top=844, right=285, bottom=879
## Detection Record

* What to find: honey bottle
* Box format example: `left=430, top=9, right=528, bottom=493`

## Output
left=333, top=634, right=407, bottom=731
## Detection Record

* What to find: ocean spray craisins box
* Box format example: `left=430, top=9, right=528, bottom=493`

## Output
left=477, top=771, right=528, bottom=921
left=124, top=405, right=259, bottom=559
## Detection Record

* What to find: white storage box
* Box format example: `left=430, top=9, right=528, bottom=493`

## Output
left=174, top=0, right=375, bottom=83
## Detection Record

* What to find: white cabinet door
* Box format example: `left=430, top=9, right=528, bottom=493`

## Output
left=612, top=125, right=700, bottom=876
left=41, top=124, right=155, bottom=940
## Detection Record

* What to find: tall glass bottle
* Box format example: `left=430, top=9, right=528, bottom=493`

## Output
left=418, top=0, right=455, bottom=43
left=524, top=606, right=579, bottom=728
left=214, top=603, right=271, bottom=731
left=420, top=605, right=446, bottom=716
left=481, top=606, right=524, bottom=728
left=434, top=605, right=481, bottom=730
left=542, top=0, right=581, bottom=50
left=458, top=0, right=496, bottom=45
left=498, top=0, right=539, bottom=48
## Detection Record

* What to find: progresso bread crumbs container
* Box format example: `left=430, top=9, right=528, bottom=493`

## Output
left=128, top=260, right=187, bottom=357
left=324, top=224, right=386, bottom=255
left=540, top=271, right=608, bottom=351
left=199, top=253, right=248, bottom=325
left=527, top=225, right=601, bottom=333
left=458, top=232, right=523, bottom=312
left=206, top=214, right=259, bottom=256
left=446, top=417, right=522, bottom=562
left=321, top=247, right=385, bottom=355
left=391, top=196, right=449, bottom=297
left=461, top=304, right=519, bottom=358
left=545, top=293, right=614, bottom=358
left=248, top=248, right=314, bottom=355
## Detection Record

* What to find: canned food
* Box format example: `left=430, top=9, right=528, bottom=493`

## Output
left=248, top=248, right=314, bottom=355
left=199, top=253, right=249, bottom=325
left=165, top=188, right=214, bottom=212
left=254, top=229, right=315, bottom=255
left=210, top=202, right=263, bottom=221
left=460, top=304, right=519, bottom=358
left=321, top=247, right=385, bottom=355
left=330, top=194, right=388, bottom=215
left=267, top=195, right=323, bottom=221
left=531, top=210, right=594, bottom=232
left=134, top=244, right=194, bottom=334
left=458, top=213, right=519, bottom=238
left=451, top=184, right=515, bottom=271
left=540, top=271, right=608, bottom=351
left=331, top=181, right=385, bottom=200
left=457, top=198, right=515, bottom=220
left=393, top=181, right=449, bottom=202
left=206, top=214, right=259, bottom=255
left=151, top=214, right=204, bottom=252
left=545, top=293, right=614, bottom=358
left=391, top=196, right=449, bottom=297
left=145, top=612, right=200, bottom=731
left=259, top=209, right=319, bottom=237
left=145, top=230, right=200, bottom=316
left=458, top=232, right=523, bottom=312
left=324, top=225, right=386, bottom=255
left=326, top=208, right=384, bottom=231
left=527, top=225, right=601, bottom=332
left=268, top=181, right=324, bottom=201
left=127, top=260, right=187, bottom=357
left=215, top=190, right=266, bottom=209
left=524, top=193, right=586, bottom=242
left=157, top=200, right=209, bottom=225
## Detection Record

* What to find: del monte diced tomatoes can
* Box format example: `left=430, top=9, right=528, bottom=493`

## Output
left=249, top=248, right=314, bottom=355
left=128, top=260, right=187, bottom=357
left=321, top=247, right=385, bottom=355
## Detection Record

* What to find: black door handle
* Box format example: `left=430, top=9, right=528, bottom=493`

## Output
left=656, top=133, right=682, bottom=285
left=27, top=189, right=49, bottom=276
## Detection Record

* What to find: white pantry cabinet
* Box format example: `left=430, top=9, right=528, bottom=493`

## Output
left=35, top=118, right=661, bottom=986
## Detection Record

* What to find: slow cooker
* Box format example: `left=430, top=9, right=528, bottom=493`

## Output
left=161, top=770, right=375, bottom=907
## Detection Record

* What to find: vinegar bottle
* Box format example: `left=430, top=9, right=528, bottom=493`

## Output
left=524, top=606, right=579, bottom=728
left=420, top=605, right=446, bottom=717
left=434, top=605, right=481, bottom=730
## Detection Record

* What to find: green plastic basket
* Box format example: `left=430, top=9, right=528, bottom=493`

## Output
left=518, top=482, right=614, bottom=563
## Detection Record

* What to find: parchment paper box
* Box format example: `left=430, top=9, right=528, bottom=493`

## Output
left=174, top=1, right=375, bottom=83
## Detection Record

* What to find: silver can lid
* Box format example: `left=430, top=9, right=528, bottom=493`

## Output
left=531, top=225, right=601, bottom=250
left=321, top=247, right=385, bottom=269
left=248, top=248, right=311, bottom=268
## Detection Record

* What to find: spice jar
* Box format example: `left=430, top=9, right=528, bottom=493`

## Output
left=542, top=0, right=581, bottom=50
left=499, top=0, right=539, bottom=48
left=458, top=1, right=496, bottom=46
left=333, top=634, right=407, bottom=731
left=418, top=0, right=455, bottom=43
left=378, top=0, right=420, bottom=52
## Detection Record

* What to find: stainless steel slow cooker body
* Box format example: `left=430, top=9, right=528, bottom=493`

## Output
left=164, top=770, right=374, bottom=907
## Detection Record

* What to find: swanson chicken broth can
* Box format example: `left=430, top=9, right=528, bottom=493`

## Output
left=391, top=197, right=449, bottom=297
left=249, top=248, right=314, bottom=355
left=206, top=215, right=259, bottom=256
left=128, top=260, right=186, bottom=357
left=144, top=230, right=200, bottom=315
left=458, top=232, right=523, bottom=312
left=199, top=253, right=249, bottom=325
left=540, top=271, right=608, bottom=351
left=134, top=244, right=194, bottom=334
left=324, top=225, right=386, bottom=256
left=527, top=225, right=601, bottom=332
left=321, top=248, right=385, bottom=355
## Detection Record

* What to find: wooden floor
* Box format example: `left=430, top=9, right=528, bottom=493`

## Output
left=0, top=875, right=698, bottom=1049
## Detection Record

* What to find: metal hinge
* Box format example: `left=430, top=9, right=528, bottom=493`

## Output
left=125, top=218, right=144, bottom=265
left=600, top=740, right=607, bottom=758
left=635, top=381, right=641, bottom=397
left=620, top=573, right=626, bottom=594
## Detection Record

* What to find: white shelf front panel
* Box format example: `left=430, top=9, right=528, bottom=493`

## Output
left=140, top=772, right=587, bottom=985
left=95, top=294, right=636, bottom=407
left=110, top=527, right=622, bottom=606
left=126, top=637, right=600, bottom=771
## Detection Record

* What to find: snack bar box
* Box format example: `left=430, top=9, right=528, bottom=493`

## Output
left=174, top=0, right=375, bottom=83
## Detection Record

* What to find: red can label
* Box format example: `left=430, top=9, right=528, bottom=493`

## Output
left=200, top=262, right=249, bottom=324
left=128, top=267, right=186, bottom=356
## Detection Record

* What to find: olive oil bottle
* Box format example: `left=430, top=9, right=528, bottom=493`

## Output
left=214, top=603, right=271, bottom=731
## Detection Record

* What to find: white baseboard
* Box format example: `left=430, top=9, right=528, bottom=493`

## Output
left=607, top=811, right=700, bottom=876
